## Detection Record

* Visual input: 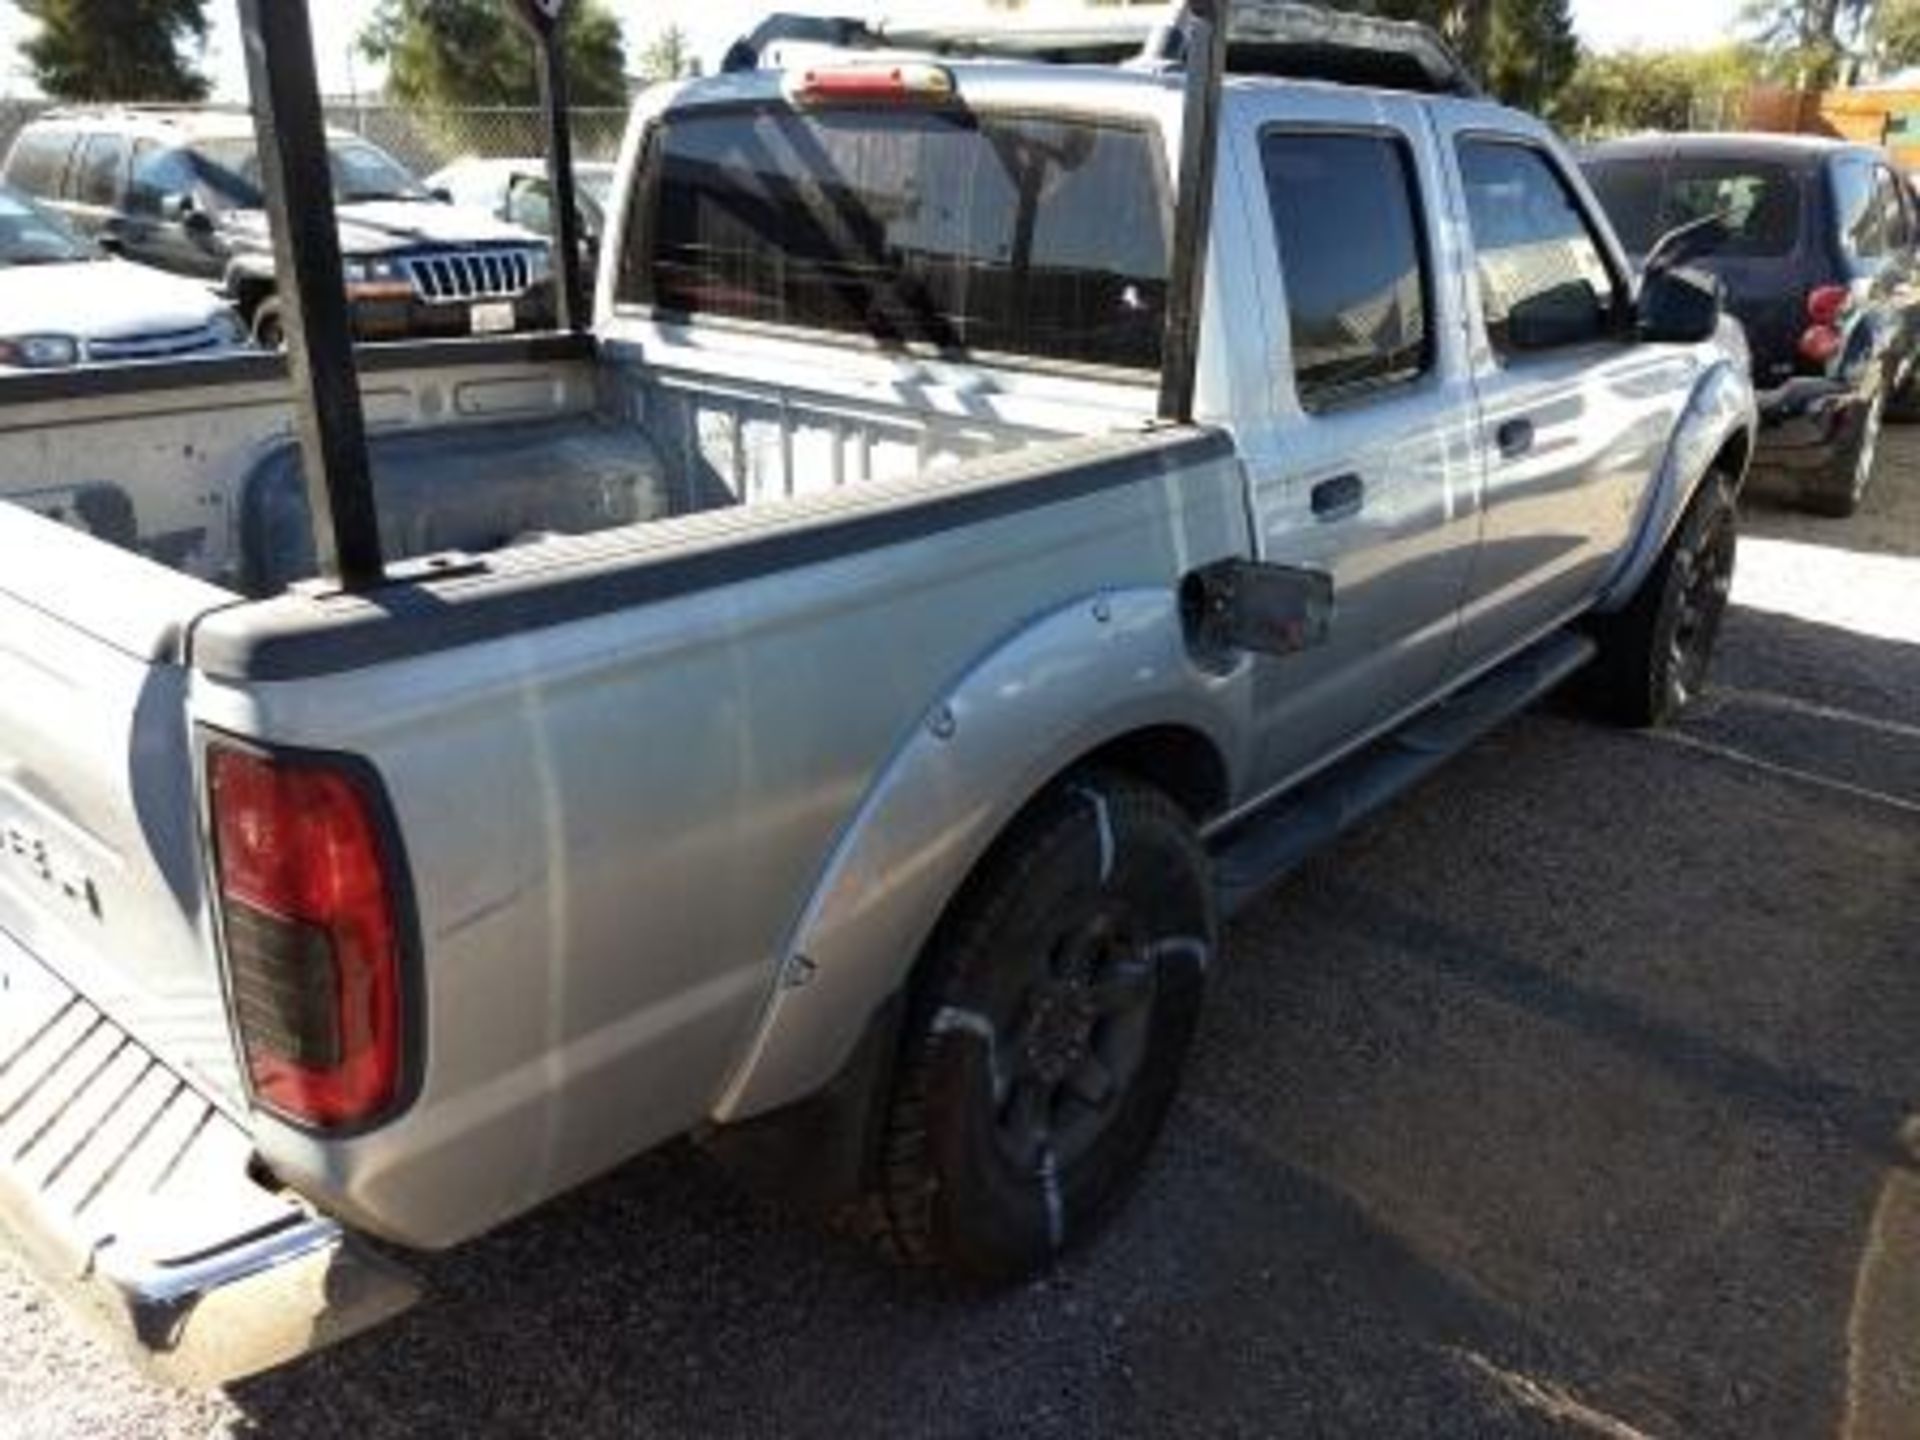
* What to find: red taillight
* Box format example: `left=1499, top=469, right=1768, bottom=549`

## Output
left=792, top=63, right=955, bottom=104
left=1799, top=324, right=1844, bottom=366
left=1807, top=284, right=1851, bottom=328
left=209, top=743, right=405, bottom=1128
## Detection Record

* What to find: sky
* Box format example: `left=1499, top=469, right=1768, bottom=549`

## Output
left=0, top=0, right=1753, bottom=99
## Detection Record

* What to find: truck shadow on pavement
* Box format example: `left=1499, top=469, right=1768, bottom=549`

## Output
left=226, top=601, right=1920, bottom=1440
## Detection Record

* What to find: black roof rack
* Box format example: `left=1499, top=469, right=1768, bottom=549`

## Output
left=721, top=1, right=1481, bottom=97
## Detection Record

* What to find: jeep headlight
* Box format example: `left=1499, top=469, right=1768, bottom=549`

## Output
left=527, top=247, right=552, bottom=282
left=342, top=257, right=401, bottom=285
left=0, top=333, right=81, bottom=368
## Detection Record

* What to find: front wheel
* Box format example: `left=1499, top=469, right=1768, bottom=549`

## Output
left=863, top=774, right=1215, bottom=1281
left=249, top=297, right=285, bottom=350
left=1584, top=475, right=1738, bottom=728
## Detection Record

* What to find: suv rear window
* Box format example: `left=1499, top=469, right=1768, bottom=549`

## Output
left=1584, top=156, right=1802, bottom=260
left=618, top=106, right=1171, bottom=372
left=4, top=128, right=78, bottom=198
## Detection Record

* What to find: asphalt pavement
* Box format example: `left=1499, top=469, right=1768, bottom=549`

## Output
left=3, top=435, right=1918, bottom=1440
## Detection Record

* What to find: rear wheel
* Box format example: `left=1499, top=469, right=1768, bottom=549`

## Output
left=1584, top=474, right=1737, bottom=729
left=1804, top=386, right=1883, bottom=518
left=862, top=774, right=1215, bottom=1281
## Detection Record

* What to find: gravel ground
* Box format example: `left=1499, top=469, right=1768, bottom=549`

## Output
left=3, top=436, right=1918, bottom=1440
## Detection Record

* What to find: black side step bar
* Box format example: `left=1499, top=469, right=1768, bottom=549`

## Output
left=1211, top=629, right=1597, bottom=916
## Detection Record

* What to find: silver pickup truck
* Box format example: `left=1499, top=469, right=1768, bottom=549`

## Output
left=0, top=4, right=1754, bottom=1384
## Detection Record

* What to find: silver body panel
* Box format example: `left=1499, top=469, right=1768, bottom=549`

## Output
left=0, top=63, right=1754, bottom=1310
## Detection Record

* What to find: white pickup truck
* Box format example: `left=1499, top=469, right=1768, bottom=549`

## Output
left=0, top=2, right=1754, bottom=1383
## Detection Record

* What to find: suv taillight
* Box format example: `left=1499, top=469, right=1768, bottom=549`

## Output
left=1799, top=284, right=1851, bottom=367
left=208, top=742, right=406, bottom=1128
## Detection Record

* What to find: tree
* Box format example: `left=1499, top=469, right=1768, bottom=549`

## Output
left=636, top=24, right=693, bottom=83
left=360, top=0, right=629, bottom=111
left=1484, top=0, right=1577, bottom=110
left=1327, top=1, right=1498, bottom=74
left=1877, top=0, right=1920, bottom=67
left=1553, top=44, right=1763, bottom=136
left=1742, top=0, right=1876, bottom=86
left=18, top=0, right=208, bottom=101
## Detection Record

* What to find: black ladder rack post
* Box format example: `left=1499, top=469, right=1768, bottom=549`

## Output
left=508, top=0, right=588, bottom=334
left=236, top=0, right=384, bottom=590
left=1157, top=0, right=1229, bottom=425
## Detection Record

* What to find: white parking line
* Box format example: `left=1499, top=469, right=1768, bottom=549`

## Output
left=1651, top=729, right=1920, bottom=817
left=1707, top=685, right=1920, bottom=745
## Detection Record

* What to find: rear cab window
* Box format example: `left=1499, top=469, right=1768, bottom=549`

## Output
left=1260, top=128, right=1432, bottom=410
left=616, top=103, right=1171, bottom=373
left=1456, top=138, right=1624, bottom=357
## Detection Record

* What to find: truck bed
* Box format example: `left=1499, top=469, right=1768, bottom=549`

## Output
left=0, top=335, right=1098, bottom=598
left=0, top=333, right=1215, bottom=1243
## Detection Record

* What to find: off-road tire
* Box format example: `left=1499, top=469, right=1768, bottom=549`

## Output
left=858, top=773, right=1215, bottom=1281
left=1584, top=473, right=1738, bottom=728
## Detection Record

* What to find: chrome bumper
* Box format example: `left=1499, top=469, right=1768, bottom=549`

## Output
left=0, top=925, right=419, bottom=1385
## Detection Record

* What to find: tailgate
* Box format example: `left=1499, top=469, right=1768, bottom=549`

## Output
left=0, top=926, right=419, bottom=1383
left=0, top=503, right=243, bottom=1108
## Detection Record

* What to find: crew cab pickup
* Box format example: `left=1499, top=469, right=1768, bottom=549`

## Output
left=0, top=4, right=1754, bottom=1384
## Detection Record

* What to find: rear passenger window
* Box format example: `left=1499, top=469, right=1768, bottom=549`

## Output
left=1458, top=139, right=1621, bottom=356
left=74, top=134, right=127, bottom=207
left=1830, top=158, right=1903, bottom=264
left=1866, top=167, right=1909, bottom=255
left=4, top=129, right=77, bottom=198
left=1261, top=130, right=1431, bottom=409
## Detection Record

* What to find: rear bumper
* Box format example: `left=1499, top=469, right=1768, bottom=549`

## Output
left=0, top=925, right=419, bottom=1385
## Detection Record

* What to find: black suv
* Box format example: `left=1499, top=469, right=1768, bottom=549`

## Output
left=1584, top=134, right=1920, bottom=516
left=2, top=108, right=555, bottom=346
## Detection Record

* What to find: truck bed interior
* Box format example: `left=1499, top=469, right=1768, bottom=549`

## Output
left=0, top=339, right=1103, bottom=600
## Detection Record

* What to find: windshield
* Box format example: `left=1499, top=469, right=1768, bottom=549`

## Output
left=0, top=185, right=94, bottom=265
left=194, top=136, right=430, bottom=207
left=1585, top=155, right=1802, bottom=260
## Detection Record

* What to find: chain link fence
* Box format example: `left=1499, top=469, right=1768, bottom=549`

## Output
left=0, top=97, right=632, bottom=177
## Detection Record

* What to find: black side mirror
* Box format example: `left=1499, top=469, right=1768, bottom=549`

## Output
left=1506, top=280, right=1604, bottom=351
left=428, top=185, right=453, bottom=204
left=1638, top=266, right=1723, bottom=345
